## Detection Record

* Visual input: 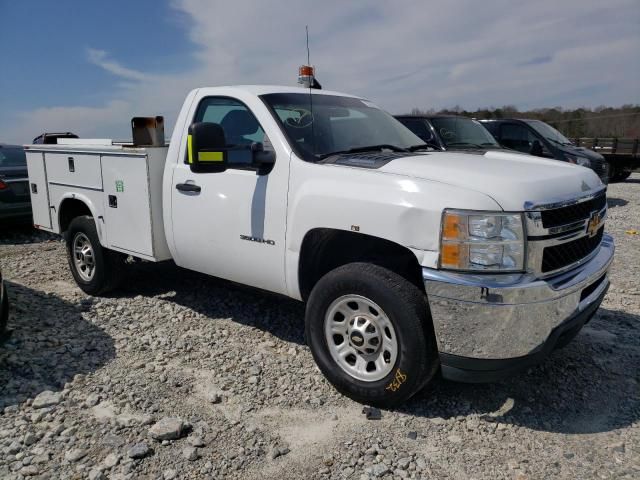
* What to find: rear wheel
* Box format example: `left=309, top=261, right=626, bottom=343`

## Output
left=66, top=216, right=124, bottom=295
left=305, top=263, right=439, bottom=407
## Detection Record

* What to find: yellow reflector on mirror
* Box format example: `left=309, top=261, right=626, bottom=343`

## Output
left=198, top=151, right=224, bottom=162
left=187, top=134, right=193, bottom=164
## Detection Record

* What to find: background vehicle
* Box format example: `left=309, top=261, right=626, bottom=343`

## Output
left=482, top=119, right=609, bottom=183
left=0, top=144, right=32, bottom=224
left=0, top=265, right=8, bottom=340
left=395, top=115, right=508, bottom=152
left=570, top=136, right=639, bottom=183
left=24, top=81, right=613, bottom=407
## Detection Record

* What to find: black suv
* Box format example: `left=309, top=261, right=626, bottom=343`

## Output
left=395, top=115, right=508, bottom=152
left=481, top=119, right=609, bottom=183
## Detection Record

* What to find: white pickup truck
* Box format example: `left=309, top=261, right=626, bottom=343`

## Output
left=25, top=85, right=614, bottom=407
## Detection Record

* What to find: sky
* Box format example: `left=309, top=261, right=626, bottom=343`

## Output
left=1, top=0, right=639, bottom=144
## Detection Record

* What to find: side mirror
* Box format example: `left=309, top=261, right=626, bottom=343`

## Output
left=251, top=142, right=275, bottom=171
left=251, top=142, right=276, bottom=167
left=529, top=139, right=543, bottom=156
left=187, top=122, right=228, bottom=173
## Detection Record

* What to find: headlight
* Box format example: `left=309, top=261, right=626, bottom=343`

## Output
left=566, top=154, right=591, bottom=167
left=576, top=157, right=591, bottom=167
left=440, top=210, right=525, bottom=272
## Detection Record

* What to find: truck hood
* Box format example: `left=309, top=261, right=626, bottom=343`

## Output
left=378, top=150, right=602, bottom=211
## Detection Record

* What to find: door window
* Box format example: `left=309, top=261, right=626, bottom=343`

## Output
left=397, top=119, right=434, bottom=143
left=188, top=97, right=270, bottom=169
left=499, top=124, right=538, bottom=153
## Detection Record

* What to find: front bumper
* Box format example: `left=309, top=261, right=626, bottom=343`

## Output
left=424, top=234, right=614, bottom=381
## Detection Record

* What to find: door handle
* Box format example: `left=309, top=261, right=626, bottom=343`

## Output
left=175, top=182, right=201, bottom=193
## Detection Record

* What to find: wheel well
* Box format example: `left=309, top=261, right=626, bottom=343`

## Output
left=298, top=228, right=424, bottom=300
left=59, top=198, right=92, bottom=233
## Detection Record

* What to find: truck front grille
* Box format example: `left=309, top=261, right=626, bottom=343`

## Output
left=540, top=192, right=606, bottom=228
left=541, top=227, right=603, bottom=273
left=525, top=187, right=607, bottom=277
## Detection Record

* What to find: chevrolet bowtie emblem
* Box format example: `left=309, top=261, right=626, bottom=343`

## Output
left=586, top=211, right=602, bottom=237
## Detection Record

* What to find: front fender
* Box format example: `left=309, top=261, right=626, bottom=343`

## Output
left=285, top=160, right=501, bottom=298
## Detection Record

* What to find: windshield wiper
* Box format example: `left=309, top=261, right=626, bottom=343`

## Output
left=408, top=143, right=439, bottom=152
left=546, top=137, right=573, bottom=147
left=446, top=142, right=485, bottom=149
left=318, top=144, right=409, bottom=159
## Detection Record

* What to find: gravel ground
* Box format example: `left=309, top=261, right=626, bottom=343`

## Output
left=1, top=175, right=639, bottom=480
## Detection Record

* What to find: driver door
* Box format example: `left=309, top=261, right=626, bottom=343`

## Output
left=170, top=95, right=289, bottom=295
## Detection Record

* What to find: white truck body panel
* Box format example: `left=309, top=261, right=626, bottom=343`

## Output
left=57, top=138, right=113, bottom=146
left=47, top=153, right=103, bottom=190
left=25, top=144, right=171, bottom=261
left=24, top=152, right=52, bottom=230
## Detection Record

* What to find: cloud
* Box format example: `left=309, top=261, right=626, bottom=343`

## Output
left=86, top=48, right=149, bottom=82
left=518, top=56, right=553, bottom=67
left=2, top=0, right=639, bottom=144
left=4, top=101, right=131, bottom=143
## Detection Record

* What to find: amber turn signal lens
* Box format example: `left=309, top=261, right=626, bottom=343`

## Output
left=441, top=243, right=462, bottom=268
left=442, top=213, right=463, bottom=240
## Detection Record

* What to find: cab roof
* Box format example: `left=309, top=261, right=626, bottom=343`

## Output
left=192, top=84, right=364, bottom=99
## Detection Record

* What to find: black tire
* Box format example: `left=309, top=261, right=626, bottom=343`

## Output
left=305, top=262, right=439, bottom=408
left=65, top=215, right=124, bottom=295
left=608, top=164, right=632, bottom=183
left=613, top=170, right=632, bottom=182
left=602, top=161, right=611, bottom=184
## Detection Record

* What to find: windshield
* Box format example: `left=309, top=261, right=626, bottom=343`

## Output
left=524, top=120, right=572, bottom=146
left=260, top=93, right=424, bottom=160
left=0, top=147, right=26, bottom=167
left=429, top=117, right=500, bottom=149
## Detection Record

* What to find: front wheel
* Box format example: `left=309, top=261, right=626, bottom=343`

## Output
left=305, top=263, right=439, bottom=408
left=613, top=170, right=632, bottom=182
left=66, top=216, right=124, bottom=295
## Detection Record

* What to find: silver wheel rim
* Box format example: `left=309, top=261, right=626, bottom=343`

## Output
left=72, top=233, right=96, bottom=282
left=324, top=295, right=398, bottom=382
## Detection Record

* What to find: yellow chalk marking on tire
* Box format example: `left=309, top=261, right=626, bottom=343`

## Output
left=385, top=369, right=407, bottom=392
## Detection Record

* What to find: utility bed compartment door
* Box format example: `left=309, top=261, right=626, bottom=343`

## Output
left=25, top=151, right=52, bottom=229
left=101, top=155, right=154, bottom=257
left=46, top=153, right=103, bottom=190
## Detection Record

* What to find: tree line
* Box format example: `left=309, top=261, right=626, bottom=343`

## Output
left=407, top=104, right=640, bottom=139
